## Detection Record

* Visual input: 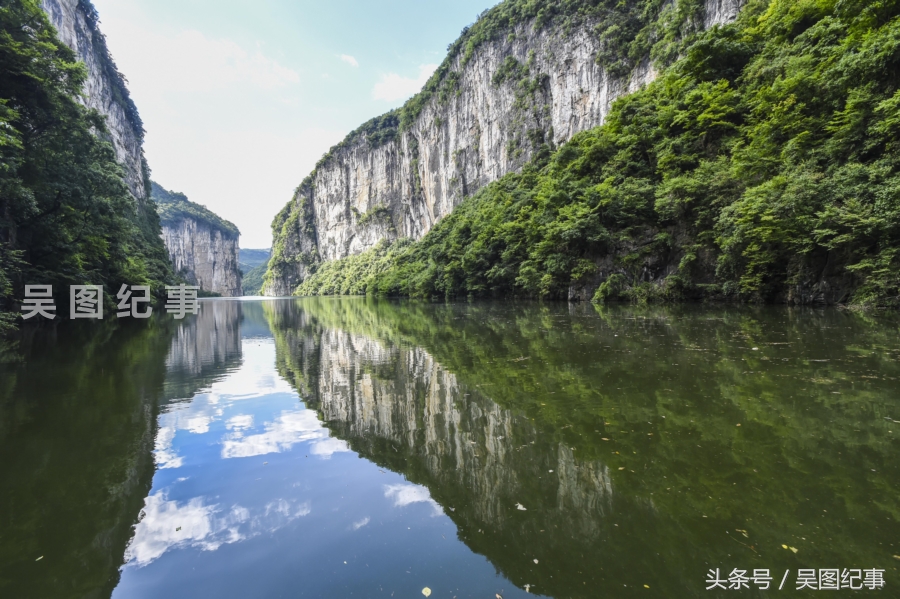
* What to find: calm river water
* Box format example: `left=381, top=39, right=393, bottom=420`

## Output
left=1, top=298, right=898, bottom=598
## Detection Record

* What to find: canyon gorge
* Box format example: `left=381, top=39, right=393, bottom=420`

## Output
left=264, top=0, right=746, bottom=296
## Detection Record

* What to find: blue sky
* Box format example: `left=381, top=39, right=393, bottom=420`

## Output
left=92, top=0, right=497, bottom=248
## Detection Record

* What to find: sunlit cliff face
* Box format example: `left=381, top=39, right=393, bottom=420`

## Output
left=161, top=222, right=243, bottom=297
left=264, top=1, right=747, bottom=295
left=41, top=0, right=148, bottom=204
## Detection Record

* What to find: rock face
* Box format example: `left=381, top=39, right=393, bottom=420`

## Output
left=153, top=182, right=243, bottom=297
left=41, top=0, right=149, bottom=205
left=161, top=222, right=242, bottom=296
left=265, top=0, right=746, bottom=295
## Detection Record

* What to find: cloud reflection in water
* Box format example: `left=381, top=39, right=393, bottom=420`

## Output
left=125, top=492, right=311, bottom=567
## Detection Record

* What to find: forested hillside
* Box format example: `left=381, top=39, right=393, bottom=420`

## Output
left=297, top=0, right=900, bottom=307
left=262, top=0, right=746, bottom=296
left=0, top=0, right=173, bottom=331
left=152, top=182, right=239, bottom=238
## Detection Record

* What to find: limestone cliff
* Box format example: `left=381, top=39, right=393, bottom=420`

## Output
left=40, top=0, right=150, bottom=205
left=153, top=182, right=242, bottom=297
left=264, top=0, right=746, bottom=295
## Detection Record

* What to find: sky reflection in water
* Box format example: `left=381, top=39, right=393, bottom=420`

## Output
left=2, top=299, right=898, bottom=598
left=114, top=319, right=527, bottom=599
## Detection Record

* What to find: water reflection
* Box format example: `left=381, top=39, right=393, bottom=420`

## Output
left=162, top=299, right=243, bottom=404
left=1, top=298, right=898, bottom=598
left=0, top=320, right=173, bottom=598
left=269, top=298, right=900, bottom=597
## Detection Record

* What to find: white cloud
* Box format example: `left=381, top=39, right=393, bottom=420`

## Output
left=309, top=437, right=351, bottom=459
left=265, top=498, right=310, bottom=520
left=352, top=517, right=370, bottom=530
left=125, top=492, right=310, bottom=567
left=226, top=414, right=254, bottom=430
left=221, top=409, right=327, bottom=458
left=154, top=425, right=184, bottom=470
left=372, top=64, right=438, bottom=102
left=384, top=483, right=443, bottom=516
left=108, top=26, right=300, bottom=93
left=340, top=54, right=359, bottom=67
left=184, top=413, right=212, bottom=434
left=124, top=492, right=248, bottom=566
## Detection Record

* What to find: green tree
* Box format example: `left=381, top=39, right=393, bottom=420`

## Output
left=298, top=0, right=900, bottom=308
left=0, top=0, right=173, bottom=327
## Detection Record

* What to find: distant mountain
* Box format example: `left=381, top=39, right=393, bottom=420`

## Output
left=239, top=248, right=271, bottom=274
left=239, top=248, right=270, bottom=296
left=241, top=263, right=267, bottom=296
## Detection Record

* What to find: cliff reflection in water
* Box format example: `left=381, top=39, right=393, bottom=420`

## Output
left=1, top=298, right=898, bottom=598
left=162, top=299, right=244, bottom=404
left=266, top=298, right=900, bottom=597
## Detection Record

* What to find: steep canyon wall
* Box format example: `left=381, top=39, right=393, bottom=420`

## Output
left=161, top=221, right=242, bottom=296
left=41, top=0, right=149, bottom=205
left=265, top=0, right=745, bottom=295
left=153, top=183, right=243, bottom=296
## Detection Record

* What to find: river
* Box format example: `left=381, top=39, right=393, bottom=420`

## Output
left=1, top=298, right=898, bottom=598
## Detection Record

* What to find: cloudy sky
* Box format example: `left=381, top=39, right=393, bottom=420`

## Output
left=91, top=0, right=496, bottom=248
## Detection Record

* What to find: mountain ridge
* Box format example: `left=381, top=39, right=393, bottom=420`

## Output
left=263, top=0, right=745, bottom=296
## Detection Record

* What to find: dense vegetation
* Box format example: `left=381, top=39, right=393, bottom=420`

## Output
left=0, top=316, right=174, bottom=595
left=238, top=247, right=271, bottom=273
left=241, top=263, right=267, bottom=296
left=151, top=181, right=240, bottom=239
left=0, top=0, right=173, bottom=331
left=238, top=249, right=271, bottom=296
left=297, top=0, right=900, bottom=308
left=314, top=0, right=710, bottom=159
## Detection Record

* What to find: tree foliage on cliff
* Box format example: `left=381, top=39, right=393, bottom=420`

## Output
left=241, top=263, right=267, bottom=296
left=151, top=181, right=240, bottom=239
left=298, top=0, right=900, bottom=307
left=0, top=0, right=173, bottom=328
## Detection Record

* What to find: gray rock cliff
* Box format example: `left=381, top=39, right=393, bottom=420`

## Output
left=153, top=182, right=243, bottom=297
left=41, top=0, right=149, bottom=205
left=161, top=221, right=242, bottom=297
left=265, top=0, right=746, bottom=295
